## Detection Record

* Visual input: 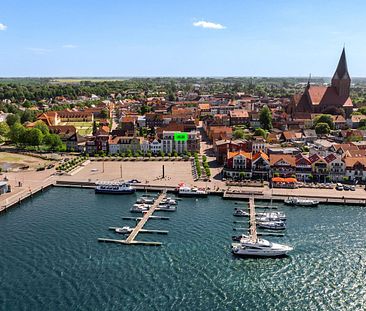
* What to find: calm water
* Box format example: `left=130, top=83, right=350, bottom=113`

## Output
left=1, top=188, right=366, bottom=311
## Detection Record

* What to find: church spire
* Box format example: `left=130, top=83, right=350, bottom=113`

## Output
left=331, top=47, right=351, bottom=97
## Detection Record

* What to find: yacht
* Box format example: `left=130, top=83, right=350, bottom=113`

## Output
left=257, top=221, right=286, bottom=230
left=232, top=236, right=293, bottom=257
left=115, top=226, right=133, bottom=234
left=233, top=208, right=286, bottom=220
left=95, top=181, right=135, bottom=194
left=284, top=197, right=319, bottom=207
left=177, top=184, right=208, bottom=197
left=130, top=203, right=150, bottom=213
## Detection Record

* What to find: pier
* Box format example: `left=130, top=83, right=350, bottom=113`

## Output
left=98, top=191, right=168, bottom=246
left=248, top=197, right=257, bottom=241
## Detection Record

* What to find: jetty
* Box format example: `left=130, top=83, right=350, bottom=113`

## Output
left=248, top=197, right=257, bottom=241
left=98, top=191, right=167, bottom=246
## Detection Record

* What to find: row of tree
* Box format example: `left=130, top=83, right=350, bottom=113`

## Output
left=1, top=121, right=65, bottom=150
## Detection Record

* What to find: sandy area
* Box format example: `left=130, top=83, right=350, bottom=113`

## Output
left=0, top=152, right=50, bottom=171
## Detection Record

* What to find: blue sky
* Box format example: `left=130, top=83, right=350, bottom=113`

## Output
left=0, top=0, right=365, bottom=77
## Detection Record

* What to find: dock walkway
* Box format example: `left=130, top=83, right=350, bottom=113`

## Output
left=248, top=197, right=257, bottom=242
left=98, top=191, right=167, bottom=246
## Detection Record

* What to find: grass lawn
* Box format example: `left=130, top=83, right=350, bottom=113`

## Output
left=62, top=122, right=93, bottom=135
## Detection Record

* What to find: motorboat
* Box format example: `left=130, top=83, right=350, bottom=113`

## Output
left=130, top=203, right=150, bottom=213
left=161, top=197, right=178, bottom=205
left=233, top=208, right=286, bottom=220
left=231, top=236, right=293, bottom=257
left=177, top=183, right=208, bottom=197
left=257, top=221, right=286, bottom=230
left=95, top=181, right=135, bottom=194
left=115, top=226, right=133, bottom=234
left=284, top=197, right=319, bottom=207
left=157, top=204, right=177, bottom=212
left=136, top=196, right=155, bottom=204
left=233, top=208, right=249, bottom=217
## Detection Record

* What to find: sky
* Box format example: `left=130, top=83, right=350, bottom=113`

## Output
left=0, top=0, right=366, bottom=77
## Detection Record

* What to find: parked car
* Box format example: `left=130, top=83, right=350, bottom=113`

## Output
left=350, top=185, right=356, bottom=191
left=47, top=164, right=55, bottom=169
left=343, top=185, right=350, bottom=191
left=336, top=183, right=343, bottom=191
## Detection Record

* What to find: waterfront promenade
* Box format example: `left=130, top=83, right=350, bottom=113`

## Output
left=2, top=160, right=366, bottom=211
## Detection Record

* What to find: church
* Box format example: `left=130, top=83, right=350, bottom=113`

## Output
left=288, top=48, right=353, bottom=118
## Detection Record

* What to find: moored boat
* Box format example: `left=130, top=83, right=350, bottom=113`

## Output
left=231, top=236, right=293, bottom=257
left=284, top=197, right=319, bottom=207
left=177, top=183, right=208, bottom=197
left=130, top=203, right=150, bottom=213
left=115, top=226, right=133, bottom=234
left=95, top=181, right=135, bottom=194
left=257, top=221, right=286, bottom=230
left=157, top=204, right=177, bottom=212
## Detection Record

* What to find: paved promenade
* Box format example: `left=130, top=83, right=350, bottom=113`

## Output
left=2, top=160, right=366, bottom=210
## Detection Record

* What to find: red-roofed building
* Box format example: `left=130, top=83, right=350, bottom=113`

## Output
left=288, top=48, right=353, bottom=118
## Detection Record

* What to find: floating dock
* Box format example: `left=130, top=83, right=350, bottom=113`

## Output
left=98, top=191, right=168, bottom=246
left=108, top=227, right=168, bottom=234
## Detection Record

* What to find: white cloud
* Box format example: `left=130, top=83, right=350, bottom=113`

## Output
left=193, top=20, right=226, bottom=30
left=27, top=47, right=51, bottom=55
left=62, top=44, right=77, bottom=49
left=0, top=23, right=7, bottom=31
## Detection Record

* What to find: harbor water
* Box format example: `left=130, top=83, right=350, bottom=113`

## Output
left=1, top=187, right=366, bottom=310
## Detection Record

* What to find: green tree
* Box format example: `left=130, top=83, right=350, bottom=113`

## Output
left=34, top=121, right=49, bottom=135
left=6, top=114, right=20, bottom=127
left=259, top=106, right=272, bottom=130
left=315, top=122, right=331, bottom=135
left=9, top=123, right=26, bottom=144
left=43, top=133, right=63, bottom=149
left=313, top=114, right=334, bottom=130
left=233, top=129, right=244, bottom=139
left=254, top=128, right=268, bottom=139
left=0, top=122, right=10, bottom=138
left=27, top=128, right=44, bottom=146
left=358, top=119, right=366, bottom=128
left=100, top=109, right=108, bottom=119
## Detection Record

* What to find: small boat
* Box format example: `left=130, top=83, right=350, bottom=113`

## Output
left=284, top=197, right=319, bottom=207
left=233, top=208, right=286, bottom=220
left=136, top=196, right=155, bottom=204
left=161, top=197, right=178, bottom=205
left=232, top=236, right=293, bottom=257
left=130, top=203, right=150, bottom=213
left=257, top=221, right=286, bottom=230
left=177, top=183, right=208, bottom=197
left=95, top=181, right=135, bottom=194
left=115, top=226, right=133, bottom=234
left=157, top=204, right=177, bottom=212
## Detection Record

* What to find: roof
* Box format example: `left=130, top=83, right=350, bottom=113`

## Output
left=344, top=157, right=366, bottom=168
left=269, top=154, right=296, bottom=166
left=252, top=151, right=269, bottom=162
left=198, top=103, right=211, bottom=110
left=332, top=47, right=349, bottom=80
left=228, top=151, right=252, bottom=160
left=229, top=109, right=249, bottom=118
left=324, top=153, right=337, bottom=163
left=272, top=177, right=297, bottom=183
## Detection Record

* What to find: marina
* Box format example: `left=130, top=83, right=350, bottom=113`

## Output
left=0, top=187, right=366, bottom=310
left=98, top=191, right=170, bottom=246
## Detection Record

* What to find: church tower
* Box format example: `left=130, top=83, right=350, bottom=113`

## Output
left=331, top=47, right=351, bottom=97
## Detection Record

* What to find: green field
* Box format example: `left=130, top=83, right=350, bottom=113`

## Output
left=62, top=122, right=93, bottom=136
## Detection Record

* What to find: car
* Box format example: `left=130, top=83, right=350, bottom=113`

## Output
left=336, top=183, right=343, bottom=191
left=222, top=178, right=226, bottom=181
left=343, top=185, right=350, bottom=191
left=350, top=185, right=356, bottom=191
left=128, top=179, right=141, bottom=184
left=47, top=164, right=55, bottom=169
left=91, top=168, right=98, bottom=172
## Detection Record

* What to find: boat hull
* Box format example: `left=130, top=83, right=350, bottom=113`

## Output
left=95, top=189, right=136, bottom=194
left=178, top=193, right=208, bottom=197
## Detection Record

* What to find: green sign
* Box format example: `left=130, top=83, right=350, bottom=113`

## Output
left=174, top=133, right=188, bottom=141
